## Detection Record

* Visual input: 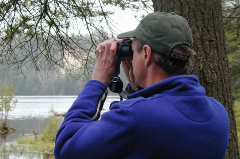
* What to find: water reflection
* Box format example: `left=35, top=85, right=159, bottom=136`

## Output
left=6, top=118, right=49, bottom=142
left=0, top=151, right=42, bottom=159
left=0, top=118, right=51, bottom=159
left=0, top=133, right=10, bottom=146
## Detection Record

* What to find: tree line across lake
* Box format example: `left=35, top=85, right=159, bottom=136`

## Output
left=0, top=66, right=87, bottom=96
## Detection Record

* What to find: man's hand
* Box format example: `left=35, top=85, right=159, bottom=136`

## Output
left=92, top=38, right=118, bottom=87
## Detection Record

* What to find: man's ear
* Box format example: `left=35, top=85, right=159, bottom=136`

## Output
left=143, top=45, right=153, bottom=67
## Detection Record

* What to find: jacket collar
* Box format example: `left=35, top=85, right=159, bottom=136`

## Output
left=128, top=75, right=205, bottom=99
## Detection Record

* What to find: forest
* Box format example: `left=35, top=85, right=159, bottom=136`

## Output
left=0, top=64, right=88, bottom=95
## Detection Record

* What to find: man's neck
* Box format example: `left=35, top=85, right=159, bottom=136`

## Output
left=144, top=66, right=176, bottom=88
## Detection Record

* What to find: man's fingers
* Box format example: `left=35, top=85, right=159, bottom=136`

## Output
left=95, top=43, right=105, bottom=57
left=109, top=40, right=118, bottom=61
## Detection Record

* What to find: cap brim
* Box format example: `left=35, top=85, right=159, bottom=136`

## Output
left=117, top=30, right=135, bottom=39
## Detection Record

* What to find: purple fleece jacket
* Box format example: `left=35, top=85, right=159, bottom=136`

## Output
left=55, top=75, right=229, bottom=159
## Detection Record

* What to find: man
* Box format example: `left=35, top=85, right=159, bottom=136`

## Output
left=55, top=12, right=229, bottom=159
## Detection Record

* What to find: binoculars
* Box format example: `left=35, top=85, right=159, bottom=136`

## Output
left=116, top=40, right=133, bottom=59
left=108, top=40, right=133, bottom=94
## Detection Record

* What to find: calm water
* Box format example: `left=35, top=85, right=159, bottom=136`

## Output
left=9, top=96, right=118, bottom=119
left=0, top=95, right=120, bottom=159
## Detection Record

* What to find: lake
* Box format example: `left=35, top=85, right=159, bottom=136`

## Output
left=0, top=95, right=120, bottom=159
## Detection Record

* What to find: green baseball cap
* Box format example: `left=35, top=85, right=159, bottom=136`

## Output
left=117, top=12, right=193, bottom=57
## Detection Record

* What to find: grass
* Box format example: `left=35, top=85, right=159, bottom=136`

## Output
left=233, top=100, right=240, bottom=153
left=15, top=107, right=59, bottom=156
left=17, top=135, right=55, bottom=153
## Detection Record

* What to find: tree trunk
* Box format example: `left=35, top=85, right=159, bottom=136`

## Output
left=152, top=0, right=239, bottom=158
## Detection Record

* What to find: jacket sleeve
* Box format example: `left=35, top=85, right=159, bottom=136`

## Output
left=54, top=80, right=133, bottom=159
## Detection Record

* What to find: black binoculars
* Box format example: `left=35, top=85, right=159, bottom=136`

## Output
left=108, top=40, right=133, bottom=94
left=116, top=40, right=133, bottom=59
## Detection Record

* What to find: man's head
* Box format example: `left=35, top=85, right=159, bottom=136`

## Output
left=117, top=12, right=195, bottom=75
